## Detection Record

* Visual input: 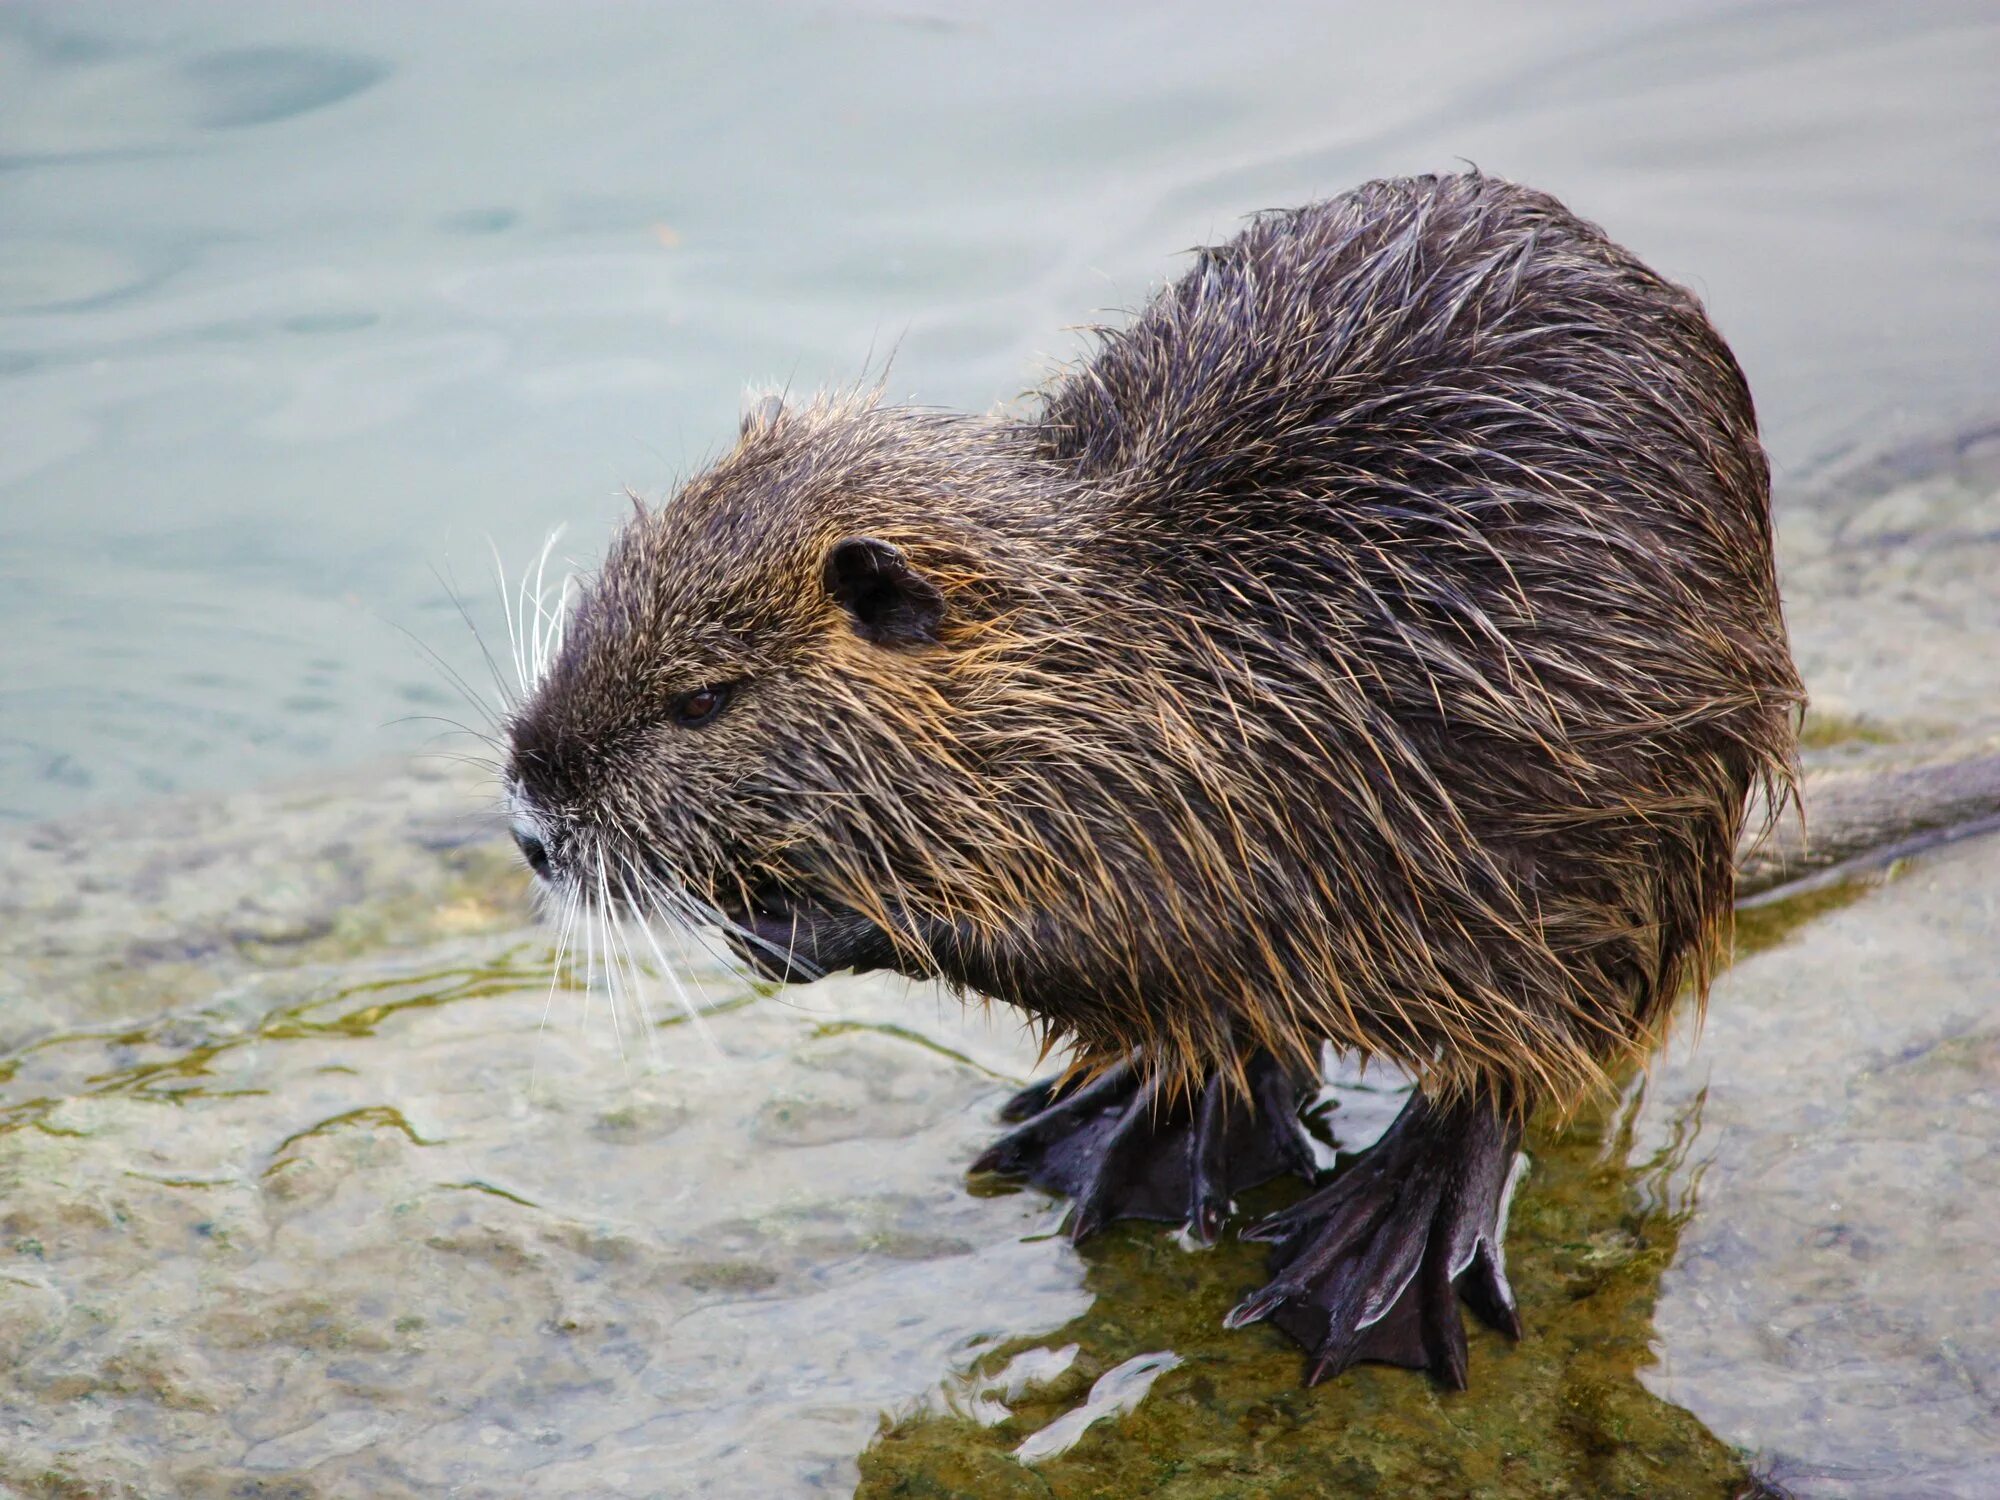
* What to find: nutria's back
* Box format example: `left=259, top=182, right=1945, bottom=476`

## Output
left=507, top=172, right=1803, bottom=1109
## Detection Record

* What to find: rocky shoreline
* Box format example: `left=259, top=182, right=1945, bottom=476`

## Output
left=3, top=429, right=1998, bottom=1496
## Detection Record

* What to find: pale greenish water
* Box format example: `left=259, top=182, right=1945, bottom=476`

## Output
left=3, top=4, right=2000, bottom=1498
left=3, top=0, right=1998, bottom=820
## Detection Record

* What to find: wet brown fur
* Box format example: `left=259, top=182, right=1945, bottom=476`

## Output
left=506, top=172, right=1804, bottom=1115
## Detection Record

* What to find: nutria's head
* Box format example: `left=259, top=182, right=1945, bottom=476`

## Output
left=503, top=392, right=1080, bottom=986
left=500, top=385, right=1506, bottom=1088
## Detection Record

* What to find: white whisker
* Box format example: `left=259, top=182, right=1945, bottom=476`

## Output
left=622, top=852, right=725, bottom=1056
left=528, top=527, right=569, bottom=690
left=593, top=854, right=636, bottom=1078
left=579, top=874, right=599, bottom=1044
left=531, top=881, right=580, bottom=1100
left=387, top=612, right=505, bottom=735
left=488, top=537, right=526, bottom=701
left=605, top=880, right=668, bottom=1075
left=536, top=573, right=573, bottom=688
left=431, top=561, right=515, bottom=717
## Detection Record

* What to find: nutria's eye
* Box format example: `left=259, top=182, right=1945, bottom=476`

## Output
left=671, top=684, right=731, bottom=728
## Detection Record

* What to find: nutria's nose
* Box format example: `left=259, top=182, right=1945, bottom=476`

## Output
left=512, top=825, right=552, bottom=878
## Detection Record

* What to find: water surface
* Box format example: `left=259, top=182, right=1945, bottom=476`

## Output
left=3, top=0, right=1997, bottom=818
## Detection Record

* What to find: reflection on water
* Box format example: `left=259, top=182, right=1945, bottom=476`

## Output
left=864, top=1081, right=1751, bottom=1499
left=2, top=0, right=1998, bottom=819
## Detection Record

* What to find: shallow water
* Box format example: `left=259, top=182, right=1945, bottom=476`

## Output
left=3, top=3, right=2000, bottom=1497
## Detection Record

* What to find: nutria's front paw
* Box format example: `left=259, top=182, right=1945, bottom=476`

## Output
left=972, top=1051, right=1320, bottom=1244
left=1228, top=1089, right=1526, bottom=1390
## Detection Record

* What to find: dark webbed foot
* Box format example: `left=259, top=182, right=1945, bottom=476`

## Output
left=1228, top=1087, right=1526, bottom=1390
left=972, top=1051, right=1320, bottom=1243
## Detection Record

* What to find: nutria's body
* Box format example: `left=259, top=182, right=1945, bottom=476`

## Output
left=506, top=172, right=1804, bottom=1388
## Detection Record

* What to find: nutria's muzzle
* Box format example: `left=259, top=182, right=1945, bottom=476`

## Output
left=718, top=884, right=913, bottom=983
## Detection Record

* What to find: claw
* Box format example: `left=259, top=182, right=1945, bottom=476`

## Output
left=1457, top=1238, right=1523, bottom=1341
left=1187, top=1070, right=1233, bottom=1245
left=997, top=1075, right=1060, bottom=1123
left=1417, top=1229, right=1470, bottom=1389
left=1223, top=1280, right=1293, bottom=1331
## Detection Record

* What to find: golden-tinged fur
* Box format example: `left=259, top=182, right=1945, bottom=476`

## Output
left=507, top=172, right=1804, bottom=1116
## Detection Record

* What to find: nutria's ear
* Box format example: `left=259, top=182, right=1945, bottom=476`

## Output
left=823, top=538, right=945, bottom=648
left=740, top=393, right=787, bottom=437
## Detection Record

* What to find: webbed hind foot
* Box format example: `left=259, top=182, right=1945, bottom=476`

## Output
left=1228, top=1086, right=1526, bottom=1390
left=971, top=1051, right=1320, bottom=1244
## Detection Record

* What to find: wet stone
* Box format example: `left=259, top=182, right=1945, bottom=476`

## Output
left=0, top=765, right=1086, bottom=1496
left=3, top=761, right=1999, bottom=1497
left=1643, top=829, right=2000, bottom=1498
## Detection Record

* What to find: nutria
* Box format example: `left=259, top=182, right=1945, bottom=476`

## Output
left=504, top=172, right=1808, bottom=1390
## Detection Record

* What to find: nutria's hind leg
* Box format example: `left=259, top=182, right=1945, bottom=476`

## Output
left=972, top=1051, right=1320, bottom=1244
left=1229, top=1088, right=1525, bottom=1390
